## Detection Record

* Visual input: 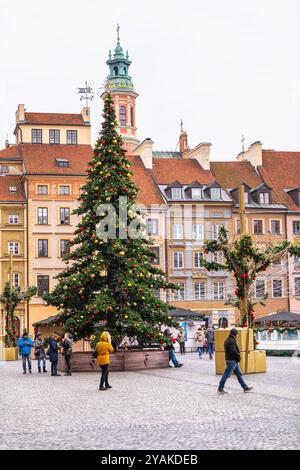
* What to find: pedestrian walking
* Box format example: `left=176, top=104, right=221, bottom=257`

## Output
left=96, top=332, right=114, bottom=391
left=47, top=335, right=60, bottom=377
left=62, top=332, right=74, bottom=376
left=164, top=329, right=183, bottom=368
left=218, top=328, right=253, bottom=394
left=195, top=327, right=205, bottom=359
left=205, top=326, right=215, bottom=360
left=34, top=333, right=47, bottom=373
left=17, top=332, right=34, bottom=374
left=177, top=328, right=186, bottom=355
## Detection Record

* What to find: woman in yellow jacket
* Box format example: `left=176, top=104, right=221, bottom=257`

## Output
left=96, top=332, right=114, bottom=391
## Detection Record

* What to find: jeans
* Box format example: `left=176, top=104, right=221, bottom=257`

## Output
left=22, top=354, right=31, bottom=372
left=179, top=343, right=185, bottom=355
left=169, top=349, right=179, bottom=367
left=197, top=347, right=204, bottom=358
left=208, top=343, right=214, bottom=359
left=219, top=360, right=247, bottom=390
left=100, top=364, right=109, bottom=388
left=37, top=357, right=46, bottom=371
left=64, top=355, right=72, bottom=373
left=51, top=361, right=58, bottom=376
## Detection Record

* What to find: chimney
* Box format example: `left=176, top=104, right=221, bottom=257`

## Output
left=132, top=138, right=153, bottom=169
left=81, top=107, right=90, bottom=123
left=16, top=104, right=25, bottom=123
left=237, top=141, right=263, bottom=167
left=179, top=130, right=190, bottom=155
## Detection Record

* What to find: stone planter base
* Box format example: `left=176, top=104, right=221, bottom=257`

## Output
left=58, top=350, right=169, bottom=373
left=0, top=347, right=19, bottom=361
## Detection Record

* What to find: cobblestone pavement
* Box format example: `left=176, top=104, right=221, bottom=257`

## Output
left=0, top=354, right=299, bottom=450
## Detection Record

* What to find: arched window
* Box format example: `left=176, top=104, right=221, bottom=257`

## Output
left=123, top=67, right=127, bottom=75
left=218, top=317, right=229, bottom=328
left=120, top=106, right=126, bottom=127
left=113, top=66, right=119, bottom=76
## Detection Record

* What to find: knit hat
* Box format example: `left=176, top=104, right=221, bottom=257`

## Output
left=230, top=328, right=238, bottom=337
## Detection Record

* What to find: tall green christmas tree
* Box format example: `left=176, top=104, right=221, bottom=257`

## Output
left=45, top=94, right=178, bottom=346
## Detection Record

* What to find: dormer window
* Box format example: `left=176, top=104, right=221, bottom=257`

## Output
left=244, top=192, right=249, bottom=204
left=56, top=158, right=69, bottom=168
left=172, top=188, right=182, bottom=199
left=9, top=186, right=17, bottom=193
left=211, top=188, right=221, bottom=200
left=191, top=188, right=202, bottom=199
left=0, top=166, right=9, bottom=174
left=260, top=192, right=270, bottom=204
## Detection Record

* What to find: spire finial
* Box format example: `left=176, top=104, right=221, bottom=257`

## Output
left=180, top=119, right=184, bottom=133
left=117, top=23, right=120, bottom=44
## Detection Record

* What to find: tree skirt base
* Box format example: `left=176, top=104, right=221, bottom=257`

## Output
left=58, top=350, right=169, bottom=372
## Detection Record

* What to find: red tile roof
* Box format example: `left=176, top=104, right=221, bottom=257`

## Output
left=20, top=144, right=92, bottom=175
left=151, top=158, right=214, bottom=185
left=22, top=112, right=87, bottom=126
left=210, top=161, right=262, bottom=189
left=128, top=156, right=164, bottom=205
left=259, top=151, right=300, bottom=210
left=0, top=146, right=22, bottom=160
left=0, top=175, right=26, bottom=202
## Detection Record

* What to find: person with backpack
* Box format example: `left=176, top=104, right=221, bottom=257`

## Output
left=47, top=335, right=60, bottom=377
left=17, top=331, right=34, bottom=374
left=34, top=333, right=47, bottom=373
left=218, top=328, right=253, bottom=395
left=195, top=327, right=205, bottom=359
left=205, top=326, right=215, bottom=360
left=61, top=332, right=74, bottom=376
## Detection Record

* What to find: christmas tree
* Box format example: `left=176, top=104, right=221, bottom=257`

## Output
left=201, top=226, right=300, bottom=327
left=45, top=94, right=178, bottom=346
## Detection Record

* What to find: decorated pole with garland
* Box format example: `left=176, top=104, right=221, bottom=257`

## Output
left=44, top=94, right=178, bottom=348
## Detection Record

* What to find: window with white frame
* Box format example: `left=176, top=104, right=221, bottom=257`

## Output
left=37, top=185, right=48, bottom=195
left=60, top=239, right=70, bottom=258
left=171, top=188, right=182, bottom=200
left=9, top=214, right=19, bottom=224
left=193, top=224, right=203, bottom=240
left=256, top=279, right=266, bottom=298
left=211, top=188, right=221, bottom=200
left=236, top=219, right=241, bottom=235
left=49, top=129, right=60, bottom=144
left=295, top=278, right=300, bottom=297
left=260, top=192, right=270, bottom=204
left=37, top=208, right=48, bottom=225
left=213, top=251, right=224, bottom=265
left=272, top=279, right=283, bottom=298
left=8, top=242, right=20, bottom=255
left=213, top=282, right=225, bottom=300
left=212, top=224, right=221, bottom=240
left=173, top=223, right=183, bottom=240
left=191, top=188, right=202, bottom=199
left=174, top=252, right=184, bottom=269
left=59, top=208, right=70, bottom=225
left=293, top=221, right=300, bottom=235
left=12, top=273, right=20, bottom=288
left=253, top=220, right=263, bottom=235
left=195, top=282, right=206, bottom=300
left=194, top=252, right=204, bottom=268
left=147, top=219, right=158, bottom=236
left=244, top=192, right=249, bottom=204
left=174, top=283, right=185, bottom=300
left=66, top=130, right=77, bottom=145
left=9, top=186, right=17, bottom=193
left=270, top=220, right=280, bottom=235
left=0, top=165, right=9, bottom=174
left=37, top=275, right=50, bottom=297
left=31, top=129, right=42, bottom=144
left=59, top=185, right=70, bottom=195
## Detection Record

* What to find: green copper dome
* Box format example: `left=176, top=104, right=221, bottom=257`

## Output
left=106, top=36, right=136, bottom=94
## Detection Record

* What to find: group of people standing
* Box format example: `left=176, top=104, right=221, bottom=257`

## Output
left=17, top=331, right=74, bottom=376
left=176, top=325, right=215, bottom=360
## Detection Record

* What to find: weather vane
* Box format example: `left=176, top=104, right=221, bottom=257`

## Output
left=117, top=23, right=120, bottom=43
left=77, top=81, right=94, bottom=108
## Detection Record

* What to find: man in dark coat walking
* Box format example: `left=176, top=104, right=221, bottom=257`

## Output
left=218, top=328, right=253, bottom=394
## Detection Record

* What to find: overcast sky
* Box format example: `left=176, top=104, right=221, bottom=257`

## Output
left=0, top=0, right=299, bottom=160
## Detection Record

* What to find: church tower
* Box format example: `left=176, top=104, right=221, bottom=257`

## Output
left=101, top=27, right=139, bottom=153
